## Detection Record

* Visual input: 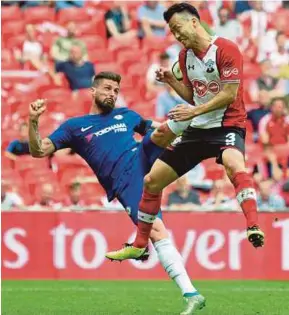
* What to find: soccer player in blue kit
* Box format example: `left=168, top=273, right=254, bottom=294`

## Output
left=28, top=72, right=205, bottom=315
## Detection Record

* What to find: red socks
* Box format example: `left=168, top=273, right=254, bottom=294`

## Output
left=133, top=189, right=162, bottom=248
left=232, top=171, right=258, bottom=228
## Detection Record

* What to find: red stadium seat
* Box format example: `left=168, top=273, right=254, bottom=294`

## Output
left=202, top=158, right=225, bottom=180
left=2, top=21, right=25, bottom=37
left=82, top=35, right=106, bottom=50
left=76, top=19, right=105, bottom=36
left=1, top=5, right=22, bottom=22
left=243, top=63, right=261, bottom=80
left=89, top=49, right=115, bottom=64
left=5, top=34, right=26, bottom=50
left=96, top=62, right=122, bottom=74
left=41, top=88, right=72, bottom=103
left=108, top=36, right=140, bottom=52
left=14, top=156, right=50, bottom=175
left=23, top=7, right=56, bottom=24
left=57, top=7, right=92, bottom=24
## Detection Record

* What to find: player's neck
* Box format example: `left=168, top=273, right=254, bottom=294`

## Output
left=190, top=29, right=212, bottom=55
left=89, top=106, right=103, bottom=115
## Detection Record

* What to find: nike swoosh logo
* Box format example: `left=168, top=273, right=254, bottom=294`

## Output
left=81, top=126, right=93, bottom=132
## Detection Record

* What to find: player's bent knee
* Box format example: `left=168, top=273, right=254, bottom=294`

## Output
left=144, top=174, right=162, bottom=193
left=150, top=218, right=169, bottom=243
left=151, top=123, right=176, bottom=148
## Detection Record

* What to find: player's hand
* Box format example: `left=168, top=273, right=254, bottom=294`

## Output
left=29, top=99, right=47, bottom=121
left=155, top=67, right=174, bottom=83
left=168, top=104, right=196, bottom=121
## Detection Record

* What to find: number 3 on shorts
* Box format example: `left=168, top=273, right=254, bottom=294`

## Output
left=225, top=133, right=236, bottom=146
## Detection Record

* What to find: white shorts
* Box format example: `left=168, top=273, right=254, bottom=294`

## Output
left=166, top=119, right=192, bottom=135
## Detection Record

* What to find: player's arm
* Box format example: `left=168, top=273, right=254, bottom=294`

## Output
left=28, top=99, right=56, bottom=158
left=169, top=42, right=242, bottom=121
left=166, top=75, right=195, bottom=104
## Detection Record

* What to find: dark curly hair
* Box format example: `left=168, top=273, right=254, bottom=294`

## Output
left=163, top=2, right=201, bottom=23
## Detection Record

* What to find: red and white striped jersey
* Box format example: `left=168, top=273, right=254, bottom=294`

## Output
left=179, top=36, right=246, bottom=129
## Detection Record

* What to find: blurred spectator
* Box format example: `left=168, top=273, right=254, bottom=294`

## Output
left=156, top=85, right=188, bottom=120
left=257, top=180, right=286, bottom=211
left=249, top=60, right=287, bottom=104
left=269, top=32, right=289, bottom=68
left=29, top=183, right=62, bottom=211
left=234, top=1, right=252, bottom=16
left=137, top=1, right=166, bottom=38
left=105, top=1, right=137, bottom=40
left=5, top=123, right=30, bottom=161
left=259, top=97, right=289, bottom=181
left=166, top=41, right=182, bottom=64
left=187, top=163, right=213, bottom=190
left=63, top=182, right=86, bottom=211
left=52, top=0, right=84, bottom=11
left=282, top=179, right=289, bottom=207
left=258, top=14, right=288, bottom=62
left=1, top=180, right=24, bottom=211
left=49, top=44, right=95, bottom=91
left=238, top=24, right=258, bottom=63
left=214, top=6, right=243, bottom=43
left=239, top=1, right=269, bottom=40
left=50, top=22, right=87, bottom=62
left=168, top=175, right=201, bottom=211
left=146, top=52, right=170, bottom=95
left=204, top=180, right=238, bottom=211
left=247, top=90, right=270, bottom=137
left=14, top=24, right=44, bottom=66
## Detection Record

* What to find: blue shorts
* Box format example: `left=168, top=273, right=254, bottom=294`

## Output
left=117, top=133, right=163, bottom=225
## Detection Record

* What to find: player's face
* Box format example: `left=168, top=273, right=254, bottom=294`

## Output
left=168, top=14, right=197, bottom=48
left=91, top=79, right=119, bottom=114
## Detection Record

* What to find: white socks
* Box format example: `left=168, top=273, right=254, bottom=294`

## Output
left=153, top=238, right=197, bottom=296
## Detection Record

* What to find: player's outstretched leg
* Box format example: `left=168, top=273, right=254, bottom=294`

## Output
left=223, top=148, right=265, bottom=248
left=106, top=159, right=178, bottom=261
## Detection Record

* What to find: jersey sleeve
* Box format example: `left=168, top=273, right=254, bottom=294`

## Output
left=131, top=111, right=153, bottom=136
left=6, top=140, right=18, bottom=153
left=216, top=39, right=242, bottom=84
left=179, top=49, right=191, bottom=87
left=48, top=121, right=73, bottom=151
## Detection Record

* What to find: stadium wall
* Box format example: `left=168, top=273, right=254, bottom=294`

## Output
left=2, top=212, right=289, bottom=280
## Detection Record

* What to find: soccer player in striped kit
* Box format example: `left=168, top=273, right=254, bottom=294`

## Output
left=106, top=3, right=265, bottom=269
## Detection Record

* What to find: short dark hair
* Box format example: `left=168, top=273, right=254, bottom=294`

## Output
left=276, top=31, right=285, bottom=40
left=270, top=97, right=287, bottom=107
left=69, top=182, right=81, bottom=191
left=163, top=2, right=200, bottom=23
left=92, top=71, right=121, bottom=86
left=160, top=52, right=170, bottom=60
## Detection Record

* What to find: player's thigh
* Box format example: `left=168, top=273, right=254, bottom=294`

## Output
left=150, top=121, right=177, bottom=148
left=222, top=148, right=246, bottom=180
left=144, top=158, right=179, bottom=193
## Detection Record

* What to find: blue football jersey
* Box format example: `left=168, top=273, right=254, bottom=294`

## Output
left=48, top=108, right=152, bottom=200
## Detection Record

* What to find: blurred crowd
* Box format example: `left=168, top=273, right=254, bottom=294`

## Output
left=1, top=0, right=289, bottom=212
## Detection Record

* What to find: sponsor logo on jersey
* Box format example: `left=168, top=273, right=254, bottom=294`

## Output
left=85, top=123, right=127, bottom=142
left=222, top=67, right=239, bottom=78
left=187, top=64, right=194, bottom=70
left=191, top=80, right=208, bottom=97
left=81, top=125, right=93, bottom=132
left=205, top=59, right=215, bottom=73
left=208, top=81, right=220, bottom=94
left=114, top=115, right=123, bottom=120
left=191, top=80, right=220, bottom=97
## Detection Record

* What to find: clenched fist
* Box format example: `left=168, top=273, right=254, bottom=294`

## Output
left=29, top=99, right=47, bottom=121
left=155, top=67, right=174, bottom=83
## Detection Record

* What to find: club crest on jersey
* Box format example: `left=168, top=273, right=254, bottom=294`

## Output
left=205, top=59, right=215, bottom=73
left=114, top=115, right=123, bottom=120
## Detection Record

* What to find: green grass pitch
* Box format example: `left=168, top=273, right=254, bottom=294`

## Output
left=2, top=280, right=289, bottom=315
